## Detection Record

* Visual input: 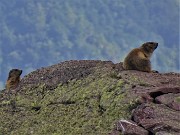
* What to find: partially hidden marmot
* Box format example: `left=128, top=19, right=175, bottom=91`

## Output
left=123, top=42, right=158, bottom=72
left=6, top=69, right=22, bottom=91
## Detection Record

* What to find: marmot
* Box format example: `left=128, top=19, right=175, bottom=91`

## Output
left=6, top=69, right=22, bottom=91
left=123, top=42, right=158, bottom=72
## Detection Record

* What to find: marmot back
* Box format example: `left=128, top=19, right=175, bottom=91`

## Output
left=6, top=69, right=22, bottom=90
left=123, top=42, right=158, bottom=72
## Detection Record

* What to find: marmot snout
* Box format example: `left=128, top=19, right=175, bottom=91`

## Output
left=6, top=69, right=22, bottom=90
left=123, top=42, right=158, bottom=72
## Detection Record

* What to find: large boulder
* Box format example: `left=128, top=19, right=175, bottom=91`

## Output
left=132, top=103, right=180, bottom=135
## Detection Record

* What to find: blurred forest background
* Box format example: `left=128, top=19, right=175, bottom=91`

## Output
left=0, top=0, right=179, bottom=89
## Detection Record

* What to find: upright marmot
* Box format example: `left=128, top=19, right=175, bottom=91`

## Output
left=123, top=42, right=158, bottom=72
left=6, top=69, right=22, bottom=91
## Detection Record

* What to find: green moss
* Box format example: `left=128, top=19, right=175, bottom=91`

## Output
left=0, top=100, right=11, bottom=106
left=109, top=71, right=122, bottom=79
left=0, top=70, right=134, bottom=135
left=138, top=81, right=151, bottom=87
left=129, top=75, right=152, bottom=87
left=175, top=96, right=180, bottom=103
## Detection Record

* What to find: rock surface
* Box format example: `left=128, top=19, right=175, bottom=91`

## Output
left=0, top=60, right=179, bottom=135
left=112, top=120, right=149, bottom=135
left=132, top=103, right=180, bottom=134
left=155, top=93, right=180, bottom=111
left=18, top=60, right=115, bottom=90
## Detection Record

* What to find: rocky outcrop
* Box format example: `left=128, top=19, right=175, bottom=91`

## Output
left=155, top=93, right=180, bottom=111
left=110, top=120, right=149, bottom=135
left=111, top=71, right=180, bottom=135
left=18, top=60, right=115, bottom=90
left=0, top=60, right=179, bottom=135
left=132, top=103, right=180, bottom=135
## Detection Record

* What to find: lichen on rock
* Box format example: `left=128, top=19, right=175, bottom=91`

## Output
left=0, top=60, right=179, bottom=135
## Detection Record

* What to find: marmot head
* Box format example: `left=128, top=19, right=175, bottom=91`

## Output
left=141, top=42, right=158, bottom=57
left=8, top=69, right=22, bottom=79
left=141, top=42, right=158, bottom=53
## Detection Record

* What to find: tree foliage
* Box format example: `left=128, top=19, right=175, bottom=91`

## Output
left=0, top=0, right=179, bottom=89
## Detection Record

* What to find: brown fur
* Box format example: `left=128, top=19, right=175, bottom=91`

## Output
left=123, top=42, right=158, bottom=72
left=6, top=69, right=22, bottom=90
